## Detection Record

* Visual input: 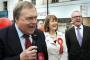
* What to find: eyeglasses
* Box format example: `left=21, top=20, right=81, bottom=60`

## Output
left=72, top=16, right=82, bottom=18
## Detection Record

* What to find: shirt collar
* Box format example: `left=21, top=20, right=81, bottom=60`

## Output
left=74, top=24, right=83, bottom=29
left=15, top=23, right=23, bottom=38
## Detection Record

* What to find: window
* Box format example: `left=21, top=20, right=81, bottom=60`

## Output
left=52, top=0, right=59, bottom=3
left=3, top=1, right=7, bottom=10
left=32, top=0, right=36, bottom=5
left=0, top=11, right=8, bottom=18
left=19, top=0, right=23, bottom=1
left=71, top=0, right=79, bottom=1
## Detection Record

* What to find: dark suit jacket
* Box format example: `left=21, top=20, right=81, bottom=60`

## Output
left=65, top=25, right=90, bottom=60
left=0, top=24, right=48, bottom=60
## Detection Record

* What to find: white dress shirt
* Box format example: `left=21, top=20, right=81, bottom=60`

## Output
left=15, top=23, right=32, bottom=50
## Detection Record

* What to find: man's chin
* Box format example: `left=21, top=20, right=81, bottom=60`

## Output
left=29, top=30, right=35, bottom=34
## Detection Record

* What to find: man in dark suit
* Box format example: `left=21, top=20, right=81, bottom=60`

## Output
left=0, top=1, right=48, bottom=60
left=65, top=10, right=90, bottom=60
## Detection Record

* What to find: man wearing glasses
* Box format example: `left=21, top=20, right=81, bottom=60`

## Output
left=65, top=10, right=90, bottom=60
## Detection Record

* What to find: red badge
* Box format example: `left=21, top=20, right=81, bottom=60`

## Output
left=38, top=52, right=44, bottom=60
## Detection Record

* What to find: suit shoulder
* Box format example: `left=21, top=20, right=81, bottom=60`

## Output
left=83, top=25, right=90, bottom=31
left=34, top=29, right=44, bottom=35
left=84, top=25, right=90, bottom=28
left=65, top=27, right=73, bottom=32
left=0, top=27, right=9, bottom=35
left=0, top=26, right=11, bottom=40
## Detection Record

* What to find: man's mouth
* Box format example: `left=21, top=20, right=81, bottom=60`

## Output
left=76, top=20, right=80, bottom=22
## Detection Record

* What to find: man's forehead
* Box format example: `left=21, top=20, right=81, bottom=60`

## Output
left=20, top=8, right=37, bottom=16
left=71, top=11, right=81, bottom=17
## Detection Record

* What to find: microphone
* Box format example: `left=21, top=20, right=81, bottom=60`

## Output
left=31, top=33, right=37, bottom=45
left=31, top=34, right=37, bottom=50
left=31, top=30, right=45, bottom=60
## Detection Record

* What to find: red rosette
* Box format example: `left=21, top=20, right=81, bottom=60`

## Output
left=58, top=37, right=63, bottom=54
left=58, top=38, right=63, bottom=45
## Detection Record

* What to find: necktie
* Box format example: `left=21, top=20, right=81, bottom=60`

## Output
left=23, top=34, right=32, bottom=49
left=76, top=27, right=82, bottom=46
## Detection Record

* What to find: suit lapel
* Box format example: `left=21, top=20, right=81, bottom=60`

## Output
left=72, top=25, right=87, bottom=47
left=71, top=27, right=80, bottom=47
left=81, top=26, right=87, bottom=47
left=8, top=24, right=23, bottom=54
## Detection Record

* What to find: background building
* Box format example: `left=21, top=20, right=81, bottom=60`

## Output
left=0, top=0, right=90, bottom=32
left=36, top=0, right=90, bottom=32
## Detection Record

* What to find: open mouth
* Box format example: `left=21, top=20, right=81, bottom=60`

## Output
left=76, top=20, right=81, bottom=22
left=28, top=26, right=36, bottom=30
left=29, top=26, right=35, bottom=28
left=53, top=25, right=57, bottom=27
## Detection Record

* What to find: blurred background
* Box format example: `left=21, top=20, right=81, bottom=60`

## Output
left=0, top=0, right=90, bottom=33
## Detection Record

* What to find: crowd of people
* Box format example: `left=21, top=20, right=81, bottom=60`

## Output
left=0, top=1, right=90, bottom=60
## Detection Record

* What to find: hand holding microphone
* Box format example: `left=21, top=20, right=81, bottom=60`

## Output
left=20, top=46, right=37, bottom=60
